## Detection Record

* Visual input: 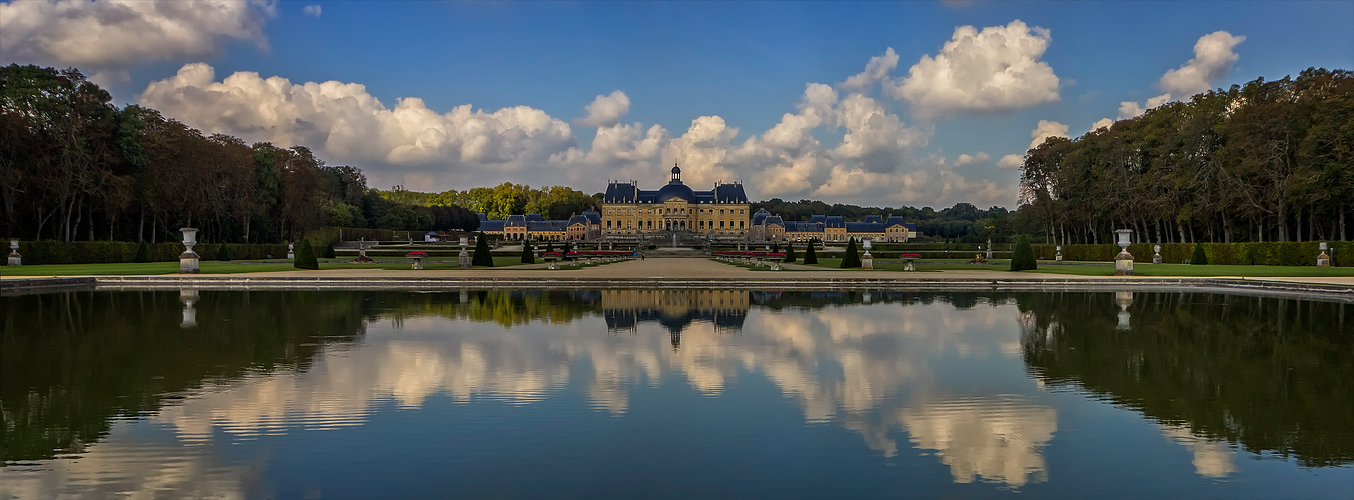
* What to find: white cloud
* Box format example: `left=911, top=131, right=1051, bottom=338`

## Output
left=1159, top=31, right=1246, bottom=98
left=891, top=20, right=1060, bottom=115
left=1028, top=120, right=1068, bottom=150
left=998, top=154, right=1024, bottom=169
left=303, top=4, right=321, bottom=17
left=139, top=63, right=575, bottom=188
left=1089, top=117, right=1114, bottom=133
left=841, top=47, right=899, bottom=94
left=0, top=0, right=274, bottom=86
left=1118, top=92, right=1170, bottom=119
left=574, top=90, right=631, bottom=128
left=954, top=152, right=991, bottom=168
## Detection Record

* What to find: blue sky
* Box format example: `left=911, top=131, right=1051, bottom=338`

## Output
left=4, top=0, right=1352, bottom=208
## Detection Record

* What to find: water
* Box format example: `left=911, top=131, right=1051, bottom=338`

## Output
left=1, top=289, right=1351, bottom=498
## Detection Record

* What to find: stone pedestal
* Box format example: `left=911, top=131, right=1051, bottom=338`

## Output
left=179, top=228, right=200, bottom=274
left=1113, top=229, right=1134, bottom=276
left=7, top=239, right=20, bottom=266
left=862, top=252, right=873, bottom=269
left=1318, top=242, right=1331, bottom=267
left=287, top=243, right=295, bottom=260
left=459, top=236, right=471, bottom=268
left=1055, top=246, right=1062, bottom=262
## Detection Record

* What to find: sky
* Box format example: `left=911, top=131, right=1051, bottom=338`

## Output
left=3, top=0, right=1352, bottom=209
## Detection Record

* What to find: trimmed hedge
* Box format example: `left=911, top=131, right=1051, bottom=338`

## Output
left=1031, top=241, right=1353, bottom=266
left=7, top=240, right=293, bottom=265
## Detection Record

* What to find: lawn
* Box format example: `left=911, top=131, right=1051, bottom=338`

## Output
left=1, top=256, right=533, bottom=276
left=795, top=258, right=1354, bottom=277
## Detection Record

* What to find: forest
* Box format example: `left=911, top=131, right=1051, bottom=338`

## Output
left=0, top=64, right=481, bottom=244
left=1019, top=68, right=1353, bottom=245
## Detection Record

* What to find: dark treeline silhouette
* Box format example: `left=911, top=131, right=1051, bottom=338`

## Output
left=1019, top=68, right=1353, bottom=245
left=752, top=199, right=1022, bottom=243
left=0, top=64, right=479, bottom=244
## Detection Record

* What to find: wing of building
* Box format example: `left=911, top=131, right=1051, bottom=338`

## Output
left=601, top=164, right=751, bottom=236
left=749, top=208, right=919, bottom=243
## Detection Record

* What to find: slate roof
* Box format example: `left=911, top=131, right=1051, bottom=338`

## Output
left=479, top=220, right=506, bottom=232
left=864, top=215, right=882, bottom=223
left=809, top=215, right=826, bottom=224
left=581, top=209, right=602, bottom=225
left=603, top=180, right=748, bottom=204
left=505, top=214, right=526, bottom=227
left=751, top=209, right=770, bottom=226
left=825, top=216, right=846, bottom=228
left=526, top=220, right=569, bottom=231
left=764, top=216, right=784, bottom=227
left=568, top=214, right=590, bottom=226
left=845, top=222, right=886, bottom=233
left=785, top=221, right=823, bottom=233
left=525, top=214, right=544, bottom=222
left=477, top=213, right=488, bottom=221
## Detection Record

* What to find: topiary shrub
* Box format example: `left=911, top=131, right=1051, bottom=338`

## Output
left=1009, top=234, right=1037, bottom=271
left=472, top=232, right=494, bottom=267
left=783, top=243, right=797, bottom=263
left=133, top=241, right=152, bottom=263
left=803, top=239, right=818, bottom=265
left=841, top=238, right=861, bottom=268
left=323, top=243, right=337, bottom=259
left=520, top=240, right=536, bottom=264
left=293, top=240, right=319, bottom=270
left=1191, top=243, right=1208, bottom=265
left=217, top=243, right=233, bottom=262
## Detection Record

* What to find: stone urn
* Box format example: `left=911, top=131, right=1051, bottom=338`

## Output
left=1153, top=245, right=1162, bottom=265
left=861, top=239, right=874, bottom=270
left=1114, top=229, right=1134, bottom=276
left=179, top=228, right=200, bottom=274
left=458, top=235, right=471, bottom=268
left=7, top=239, right=20, bottom=266
left=1317, top=242, right=1331, bottom=267
left=1055, top=245, right=1062, bottom=262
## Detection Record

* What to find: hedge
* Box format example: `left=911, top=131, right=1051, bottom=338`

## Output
left=7, top=241, right=292, bottom=265
left=1031, top=241, right=1352, bottom=267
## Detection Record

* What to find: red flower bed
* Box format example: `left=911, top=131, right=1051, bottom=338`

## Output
left=899, top=253, right=921, bottom=259
left=406, top=251, right=428, bottom=258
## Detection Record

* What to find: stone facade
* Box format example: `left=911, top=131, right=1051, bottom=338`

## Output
left=601, top=165, right=751, bottom=236
left=749, top=209, right=918, bottom=243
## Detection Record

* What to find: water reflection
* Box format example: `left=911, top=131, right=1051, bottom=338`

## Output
left=2, top=288, right=1351, bottom=497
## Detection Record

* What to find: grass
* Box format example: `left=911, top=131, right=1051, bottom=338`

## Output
left=1, top=255, right=533, bottom=276
left=796, top=258, right=1354, bottom=277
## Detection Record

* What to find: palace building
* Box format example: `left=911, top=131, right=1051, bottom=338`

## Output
left=749, top=209, right=919, bottom=243
left=601, top=165, right=751, bottom=236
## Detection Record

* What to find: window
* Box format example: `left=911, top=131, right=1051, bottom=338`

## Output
left=606, top=220, right=612, bottom=228
left=740, top=221, right=745, bottom=229
left=720, top=221, right=725, bottom=228
left=720, top=209, right=725, bottom=215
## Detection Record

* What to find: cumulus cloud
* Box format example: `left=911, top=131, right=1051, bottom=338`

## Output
left=1118, top=93, right=1171, bottom=119
left=139, top=63, right=575, bottom=188
left=1028, top=120, right=1068, bottom=149
left=303, top=4, right=321, bottom=17
left=890, top=20, right=1060, bottom=115
left=1089, top=117, right=1114, bottom=133
left=998, top=154, right=1024, bottom=170
left=954, top=152, right=991, bottom=168
left=0, top=0, right=274, bottom=86
left=1159, top=31, right=1246, bottom=98
left=841, top=48, right=899, bottom=94
left=574, top=90, right=631, bottom=128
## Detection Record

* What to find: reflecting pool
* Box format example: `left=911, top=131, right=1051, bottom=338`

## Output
left=1, top=289, right=1351, bottom=498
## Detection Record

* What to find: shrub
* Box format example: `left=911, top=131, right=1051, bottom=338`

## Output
left=133, top=241, right=151, bottom=263
left=520, top=240, right=535, bottom=264
left=1191, top=243, right=1208, bottom=265
left=293, top=240, right=319, bottom=270
left=841, top=238, right=861, bottom=268
left=472, top=232, right=494, bottom=267
left=217, top=243, right=233, bottom=261
left=803, top=239, right=818, bottom=265
left=1010, top=235, right=1037, bottom=271
left=783, top=243, right=797, bottom=263
left=323, top=243, right=337, bottom=259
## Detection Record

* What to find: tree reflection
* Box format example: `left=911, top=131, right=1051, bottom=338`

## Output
left=1019, top=292, right=1354, bottom=467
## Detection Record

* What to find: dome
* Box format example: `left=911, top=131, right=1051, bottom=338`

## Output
left=655, top=183, right=696, bottom=203
left=671, top=165, right=681, bottom=174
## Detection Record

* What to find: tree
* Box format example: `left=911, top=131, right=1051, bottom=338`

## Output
left=218, top=243, right=233, bottom=261
left=803, top=239, right=818, bottom=265
left=472, top=232, right=493, bottom=267
left=1191, top=243, right=1209, bottom=265
left=520, top=239, right=535, bottom=264
left=293, top=239, right=318, bottom=270
left=783, top=243, right=797, bottom=263
left=841, top=238, right=861, bottom=268
left=323, top=242, right=337, bottom=259
left=133, top=241, right=151, bottom=263
left=1010, top=234, right=1037, bottom=271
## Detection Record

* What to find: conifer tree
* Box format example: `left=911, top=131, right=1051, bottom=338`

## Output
left=841, top=238, right=861, bottom=268
left=783, top=242, right=797, bottom=263
left=323, top=243, right=337, bottom=259
left=1009, top=234, right=1037, bottom=271
left=217, top=243, right=233, bottom=262
left=133, top=241, right=151, bottom=263
left=803, top=239, right=818, bottom=265
left=1191, top=243, right=1208, bottom=265
left=294, top=239, right=319, bottom=270
left=472, top=232, right=494, bottom=266
left=520, top=239, right=535, bottom=264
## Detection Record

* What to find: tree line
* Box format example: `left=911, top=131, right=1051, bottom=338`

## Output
left=1019, top=67, right=1353, bottom=245
left=380, top=183, right=600, bottom=221
left=0, top=64, right=479, bottom=244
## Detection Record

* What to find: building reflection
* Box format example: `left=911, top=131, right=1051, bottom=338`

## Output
left=601, top=290, right=749, bottom=348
